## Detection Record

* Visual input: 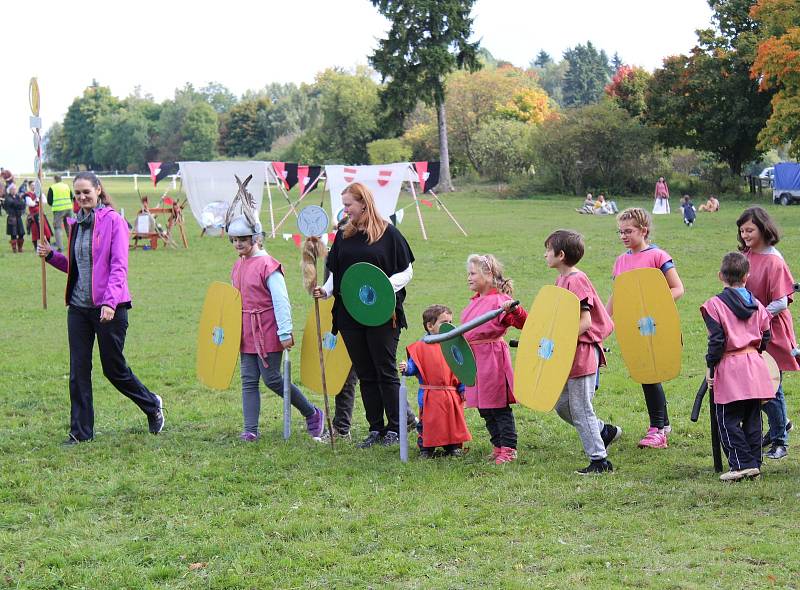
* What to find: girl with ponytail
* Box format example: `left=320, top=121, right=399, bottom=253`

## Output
left=460, top=254, right=527, bottom=464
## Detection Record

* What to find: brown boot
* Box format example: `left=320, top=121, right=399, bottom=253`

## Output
left=17, top=238, right=23, bottom=252
left=10, top=239, right=16, bottom=253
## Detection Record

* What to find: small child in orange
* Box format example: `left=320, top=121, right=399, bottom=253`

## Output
left=400, top=305, right=472, bottom=458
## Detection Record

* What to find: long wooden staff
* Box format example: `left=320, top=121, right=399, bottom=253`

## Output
left=302, top=237, right=334, bottom=447
left=29, top=77, right=47, bottom=309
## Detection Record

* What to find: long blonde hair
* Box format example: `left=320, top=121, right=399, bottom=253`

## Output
left=467, top=253, right=514, bottom=296
left=616, top=207, right=653, bottom=241
left=342, top=182, right=387, bottom=244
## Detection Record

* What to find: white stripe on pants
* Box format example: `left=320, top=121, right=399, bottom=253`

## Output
left=554, top=373, right=607, bottom=460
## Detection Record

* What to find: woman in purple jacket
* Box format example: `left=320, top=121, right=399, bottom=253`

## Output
left=37, top=172, right=164, bottom=445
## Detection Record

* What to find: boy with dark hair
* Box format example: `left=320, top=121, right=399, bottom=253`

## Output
left=544, top=230, right=621, bottom=474
left=399, top=304, right=471, bottom=457
left=701, top=252, right=775, bottom=481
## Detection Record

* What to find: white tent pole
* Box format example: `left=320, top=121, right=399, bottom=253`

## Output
left=266, top=164, right=276, bottom=238
left=429, top=189, right=467, bottom=237
left=406, top=166, right=428, bottom=241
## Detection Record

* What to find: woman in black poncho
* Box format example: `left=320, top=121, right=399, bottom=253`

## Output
left=314, top=182, right=415, bottom=448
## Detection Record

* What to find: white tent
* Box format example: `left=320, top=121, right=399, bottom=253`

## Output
left=178, top=161, right=269, bottom=228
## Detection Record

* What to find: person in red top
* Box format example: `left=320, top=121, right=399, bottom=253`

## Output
left=24, top=185, right=52, bottom=249
left=736, top=206, right=797, bottom=460
left=544, top=230, right=622, bottom=474
left=461, top=254, right=527, bottom=464
left=400, top=304, right=471, bottom=458
left=700, top=252, right=774, bottom=481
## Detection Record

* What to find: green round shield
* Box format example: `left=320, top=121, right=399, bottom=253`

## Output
left=340, top=262, right=396, bottom=326
left=438, top=322, right=477, bottom=386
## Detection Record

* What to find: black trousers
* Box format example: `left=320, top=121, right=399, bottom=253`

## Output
left=642, top=383, right=670, bottom=429
left=332, top=367, right=358, bottom=434
left=478, top=406, right=517, bottom=449
left=716, top=399, right=762, bottom=471
left=340, top=323, right=401, bottom=435
left=67, top=305, right=159, bottom=441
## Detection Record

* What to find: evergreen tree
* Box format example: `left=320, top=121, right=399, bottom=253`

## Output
left=369, top=0, right=481, bottom=191
left=562, top=42, right=613, bottom=107
left=532, top=49, right=553, bottom=68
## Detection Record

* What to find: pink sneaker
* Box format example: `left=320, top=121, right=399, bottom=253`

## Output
left=487, top=446, right=502, bottom=462
left=495, top=447, right=518, bottom=464
left=638, top=427, right=668, bottom=449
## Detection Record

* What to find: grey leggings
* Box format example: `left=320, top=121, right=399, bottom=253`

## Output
left=241, top=352, right=315, bottom=434
left=554, top=373, right=607, bottom=460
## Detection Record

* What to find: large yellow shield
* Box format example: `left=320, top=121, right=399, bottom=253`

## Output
left=196, top=282, right=242, bottom=390
left=300, top=298, right=351, bottom=396
left=613, top=268, right=682, bottom=384
left=514, top=286, right=580, bottom=411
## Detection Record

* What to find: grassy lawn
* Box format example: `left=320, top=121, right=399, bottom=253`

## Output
left=2, top=178, right=799, bottom=589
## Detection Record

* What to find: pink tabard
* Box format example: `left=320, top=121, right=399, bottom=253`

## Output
left=744, top=250, right=800, bottom=371
left=556, top=271, right=614, bottom=378
left=612, top=246, right=673, bottom=277
left=461, top=290, right=527, bottom=409
left=700, top=296, right=775, bottom=404
left=231, top=254, right=284, bottom=359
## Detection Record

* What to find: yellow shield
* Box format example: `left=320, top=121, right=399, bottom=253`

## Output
left=613, top=268, right=682, bottom=384
left=300, top=298, right=351, bottom=396
left=514, top=285, right=580, bottom=411
left=196, top=282, right=242, bottom=390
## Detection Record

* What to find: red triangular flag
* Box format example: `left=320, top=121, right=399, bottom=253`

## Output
left=148, top=162, right=161, bottom=187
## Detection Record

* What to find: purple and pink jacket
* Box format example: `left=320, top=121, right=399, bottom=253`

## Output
left=45, top=207, right=132, bottom=309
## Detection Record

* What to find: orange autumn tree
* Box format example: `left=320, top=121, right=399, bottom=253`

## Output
left=751, top=0, right=800, bottom=156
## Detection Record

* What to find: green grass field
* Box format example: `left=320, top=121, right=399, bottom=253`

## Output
left=2, top=178, right=799, bottom=589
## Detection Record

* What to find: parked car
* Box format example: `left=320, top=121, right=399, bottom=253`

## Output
left=773, top=162, right=800, bottom=205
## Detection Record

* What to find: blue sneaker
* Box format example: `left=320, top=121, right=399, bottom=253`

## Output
left=148, top=395, right=165, bottom=434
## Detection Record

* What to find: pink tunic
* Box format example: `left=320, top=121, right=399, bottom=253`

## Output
left=231, top=254, right=284, bottom=358
left=700, top=296, right=775, bottom=404
left=461, top=290, right=528, bottom=409
left=744, top=250, right=800, bottom=371
left=556, top=271, right=614, bottom=378
left=612, top=245, right=673, bottom=277
left=654, top=180, right=669, bottom=199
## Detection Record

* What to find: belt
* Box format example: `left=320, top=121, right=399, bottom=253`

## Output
left=470, top=337, right=503, bottom=346
left=726, top=346, right=758, bottom=356
left=420, top=385, right=457, bottom=391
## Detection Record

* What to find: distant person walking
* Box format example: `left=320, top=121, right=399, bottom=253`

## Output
left=4, top=184, right=26, bottom=252
left=47, top=175, right=74, bottom=252
left=653, top=176, right=670, bottom=215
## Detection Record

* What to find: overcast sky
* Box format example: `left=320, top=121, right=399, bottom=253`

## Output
left=1, top=0, right=714, bottom=175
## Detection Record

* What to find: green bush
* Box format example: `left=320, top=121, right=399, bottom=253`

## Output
left=472, top=119, right=534, bottom=182
left=367, top=138, right=412, bottom=164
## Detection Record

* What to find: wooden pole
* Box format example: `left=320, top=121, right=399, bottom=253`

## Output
left=406, top=174, right=428, bottom=241
left=313, top=297, right=334, bottom=448
left=428, top=189, right=468, bottom=237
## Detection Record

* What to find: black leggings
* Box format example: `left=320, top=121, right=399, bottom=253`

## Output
left=642, top=383, right=669, bottom=429
left=478, top=406, right=517, bottom=449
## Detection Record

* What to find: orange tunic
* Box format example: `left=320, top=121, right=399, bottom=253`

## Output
left=407, top=340, right=471, bottom=448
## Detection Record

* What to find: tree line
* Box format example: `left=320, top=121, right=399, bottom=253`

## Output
left=43, top=0, right=798, bottom=196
